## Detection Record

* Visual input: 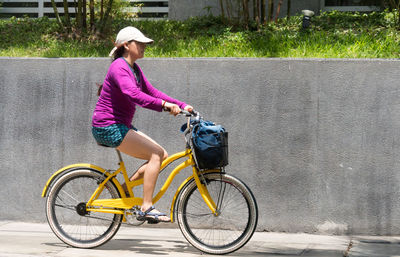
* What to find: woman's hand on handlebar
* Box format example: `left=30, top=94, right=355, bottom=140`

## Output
left=163, top=102, right=180, bottom=116
left=184, top=105, right=194, bottom=113
left=163, top=101, right=194, bottom=116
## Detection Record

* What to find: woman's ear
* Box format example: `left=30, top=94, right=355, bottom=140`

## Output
left=123, top=42, right=130, bottom=51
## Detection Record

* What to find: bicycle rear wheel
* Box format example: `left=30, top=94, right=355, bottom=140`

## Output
left=176, top=172, right=258, bottom=254
left=45, top=168, right=122, bottom=248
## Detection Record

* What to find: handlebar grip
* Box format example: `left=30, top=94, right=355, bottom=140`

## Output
left=180, top=109, right=199, bottom=117
left=180, top=110, right=190, bottom=115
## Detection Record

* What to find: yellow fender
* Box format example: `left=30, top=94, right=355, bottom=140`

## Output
left=41, top=163, right=126, bottom=198
left=170, top=169, right=220, bottom=222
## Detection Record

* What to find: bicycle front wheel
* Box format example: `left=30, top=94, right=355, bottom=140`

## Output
left=176, top=173, right=258, bottom=255
left=45, top=168, right=122, bottom=248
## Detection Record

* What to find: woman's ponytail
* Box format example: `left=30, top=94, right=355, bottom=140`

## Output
left=113, top=46, right=125, bottom=61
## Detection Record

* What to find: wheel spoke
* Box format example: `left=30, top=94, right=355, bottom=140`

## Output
left=183, top=212, right=214, bottom=218
left=58, top=189, right=81, bottom=204
left=54, top=204, right=76, bottom=211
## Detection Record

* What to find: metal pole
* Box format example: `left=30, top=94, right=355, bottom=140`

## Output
left=38, top=0, right=44, bottom=17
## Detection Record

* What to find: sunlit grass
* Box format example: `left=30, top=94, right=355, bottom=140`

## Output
left=1, top=11, right=399, bottom=58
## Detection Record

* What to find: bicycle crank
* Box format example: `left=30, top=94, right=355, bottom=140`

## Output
left=125, top=208, right=146, bottom=226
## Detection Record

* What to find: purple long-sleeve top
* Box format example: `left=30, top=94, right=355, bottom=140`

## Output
left=92, top=58, right=186, bottom=128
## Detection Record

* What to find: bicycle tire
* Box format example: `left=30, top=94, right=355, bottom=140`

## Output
left=45, top=168, right=122, bottom=248
left=176, top=172, right=258, bottom=254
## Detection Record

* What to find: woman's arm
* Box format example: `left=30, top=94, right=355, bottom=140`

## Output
left=112, top=66, right=163, bottom=112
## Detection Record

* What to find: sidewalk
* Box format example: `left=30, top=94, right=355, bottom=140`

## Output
left=0, top=222, right=399, bottom=257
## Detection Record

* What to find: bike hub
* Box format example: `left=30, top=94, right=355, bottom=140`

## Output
left=76, top=202, right=89, bottom=216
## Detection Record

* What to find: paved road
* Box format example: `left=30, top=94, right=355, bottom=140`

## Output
left=0, top=222, right=399, bottom=256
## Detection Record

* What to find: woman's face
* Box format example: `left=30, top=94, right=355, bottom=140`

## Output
left=125, top=40, right=146, bottom=60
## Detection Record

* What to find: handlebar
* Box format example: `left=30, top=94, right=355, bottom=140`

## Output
left=177, top=109, right=202, bottom=138
left=180, top=109, right=199, bottom=117
left=162, top=104, right=198, bottom=116
left=163, top=105, right=200, bottom=118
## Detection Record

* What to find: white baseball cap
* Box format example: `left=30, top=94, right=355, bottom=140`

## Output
left=109, top=26, right=154, bottom=57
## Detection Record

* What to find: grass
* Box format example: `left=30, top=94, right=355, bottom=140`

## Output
left=1, top=11, right=400, bottom=58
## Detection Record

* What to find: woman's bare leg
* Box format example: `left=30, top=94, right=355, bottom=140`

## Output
left=121, top=131, right=168, bottom=192
left=117, top=129, right=169, bottom=221
left=121, top=162, right=147, bottom=195
left=130, top=162, right=147, bottom=181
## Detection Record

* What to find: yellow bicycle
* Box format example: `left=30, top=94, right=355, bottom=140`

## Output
left=41, top=111, right=258, bottom=255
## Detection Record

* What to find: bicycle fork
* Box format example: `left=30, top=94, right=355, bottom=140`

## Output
left=192, top=168, right=220, bottom=216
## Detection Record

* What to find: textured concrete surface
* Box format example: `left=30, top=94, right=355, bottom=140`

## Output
left=1, top=58, right=400, bottom=235
left=0, top=222, right=351, bottom=257
left=1, top=222, right=400, bottom=257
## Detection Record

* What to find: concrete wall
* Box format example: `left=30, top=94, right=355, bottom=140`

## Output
left=1, top=57, right=400, bottom=235
left=169, top=0, right=321, bottom=20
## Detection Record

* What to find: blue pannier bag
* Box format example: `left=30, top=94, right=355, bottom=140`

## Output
left=191, top=120, right=228, bottom=169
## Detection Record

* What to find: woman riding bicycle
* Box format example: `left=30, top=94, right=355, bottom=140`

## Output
left=92, top=26, right=193, bottom=223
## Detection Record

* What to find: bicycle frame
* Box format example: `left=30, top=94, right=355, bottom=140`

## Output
left=43, top=148, right=221, bottom=223
left=89, top=148, right=220, bottom=221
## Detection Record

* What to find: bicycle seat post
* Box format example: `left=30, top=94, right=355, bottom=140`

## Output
left=116, top=149, right=123, bottom=163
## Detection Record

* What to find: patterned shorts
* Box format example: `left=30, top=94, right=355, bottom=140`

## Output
left=92, top=124, right=138, bottom=148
